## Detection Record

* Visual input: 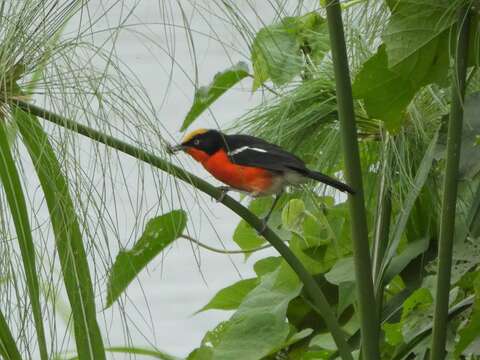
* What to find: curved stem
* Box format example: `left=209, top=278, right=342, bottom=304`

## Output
left=180, top=234, right=272, bottom=254
left=325, top=0, right=379, bottom=358
left=13, top=100, right=353, bottom=360
left=430, top=6, right=471, bottom=360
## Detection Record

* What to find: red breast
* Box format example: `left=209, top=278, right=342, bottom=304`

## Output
left=188, top=148, right=274, bottom=194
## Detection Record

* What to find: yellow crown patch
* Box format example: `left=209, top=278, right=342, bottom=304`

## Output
left=182, top=128, right=208, bottom=143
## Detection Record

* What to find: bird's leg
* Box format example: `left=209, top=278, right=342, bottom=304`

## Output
left=259, top=191, right=283, bottom=234
left=216, top=186, right=232, bottom=202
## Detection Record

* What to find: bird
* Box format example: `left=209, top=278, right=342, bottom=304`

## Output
left=169, top=129, right=354, bottom=232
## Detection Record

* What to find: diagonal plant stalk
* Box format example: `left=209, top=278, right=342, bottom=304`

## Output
left=430, top=6, right=471, bottom=360
left=0, top=310, right=22, bottom=360
left=13, top=100, right=354, bottom=360
left=324, top=0, right=379, bottom=358
left=0, top=121, right=49, bottom=360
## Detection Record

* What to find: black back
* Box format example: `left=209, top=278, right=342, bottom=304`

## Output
left=224, top=134, right=309, bottom=174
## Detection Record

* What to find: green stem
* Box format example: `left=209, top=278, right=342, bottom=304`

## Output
left=181, top=234, right=272, bottom=254
left=13, top=100, right=353, bottom=360
left=324, top=1, right=379, bottom=358
left=430, top=7, right=471, bottom=360
left=372, top=136, right=392, bottom=316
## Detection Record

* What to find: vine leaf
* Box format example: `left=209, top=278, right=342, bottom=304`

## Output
left=189, top=263, right=302, bottom=360
left=106, top=210, right=186, bottom=308
left=196, top=278, right=259, bottom=313
left=181, top=62, right=249, bottom=131
left=354, top=0, right=455, bottom=130
left=251, top=12, right=329, bottom=90
left=382, top=0, right=455, bottom=69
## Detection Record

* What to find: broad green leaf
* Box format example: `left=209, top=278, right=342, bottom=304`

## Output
left=233, top=198, right=274, bottom=254
left=338, top=282, right=356, bottom=315
left=251, top=12, right=329, bottom=90
left=281, top=199, right=306, bottom=231
left=0, top=121, right=48, bottom=359
left=253, top=256, right=281, bottom=276
left=352, top=45, right=419, bottom=130
left=232, top=220, right=265, bottom=254
left=15, top=108, right=106, bottom=359
left=297, top=13, right=330, bottom=64
left=310, top=332, right=337, bottom=351
left=325, top=257, right=355, bottom=285
left=382, top=0, right=455, bottom=68
left=197, top=278, right=259, bottom=313
left=252, top=19, right=303, bottom=90
left=354, top=22, right=450, bottom=131
left=209, top=263, right=302, bottom=360
left=354, top=0, right=454, bottom=129
left=383, top=237, right=429, bottom=285
left=400, top=288, right=433, bottom=342
left=455, top=273, right=480, bottom=357
left=181, top=62, right=249, bottom=131
left=106, top=210, right=186, bottom=307
left=383, top=322, right=403, bottom=346
left=283, top=328, right=314, bottom=347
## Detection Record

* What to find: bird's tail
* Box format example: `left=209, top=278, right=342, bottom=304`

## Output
left=304, top=169, right=354, bottom=194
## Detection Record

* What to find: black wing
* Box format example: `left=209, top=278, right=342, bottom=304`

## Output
left=224, top=134, right=308, bottom=173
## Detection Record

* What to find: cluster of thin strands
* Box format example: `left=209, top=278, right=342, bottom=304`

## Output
left=0, top=0, right=203, bottom=356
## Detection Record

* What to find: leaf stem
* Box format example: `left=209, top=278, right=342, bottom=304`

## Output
left=430, top=6, right=471, bottom=360
left=181, top=234, right=272, bottom=254
left=13, top=100, right=353, bottom=360
left=324, top=0, right=379, bottom=358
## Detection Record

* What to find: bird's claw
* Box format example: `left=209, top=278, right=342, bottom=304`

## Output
left=216, top=186, right=231, bottom=202
left=257, top=217, right=268, bottom=236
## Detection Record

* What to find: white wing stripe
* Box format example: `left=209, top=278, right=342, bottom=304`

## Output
left=228, top=146, right=268, bottom=156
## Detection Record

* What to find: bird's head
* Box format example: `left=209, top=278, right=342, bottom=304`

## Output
left=169, top=129, right=225, bottom=162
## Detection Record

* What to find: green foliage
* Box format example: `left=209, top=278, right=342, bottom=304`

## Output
left=106, top=210, right=187, bottom=307
left=233, top=197, right=285, bottom=254
left=188, top=263, right=302, bottom=360
left=251, top=12, right=330, bottom=89
left=352, top=45, right=418, bottom=131
left=197, top=278, right=259, bottom=313
left=353, top=0, right=458, bottom=131
left=181, top=62, right=249, bottom=131
left=455, top=272, right=480, bottom=357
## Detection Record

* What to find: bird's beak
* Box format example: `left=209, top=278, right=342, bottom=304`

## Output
left=167, top=144, right=186, bottom=154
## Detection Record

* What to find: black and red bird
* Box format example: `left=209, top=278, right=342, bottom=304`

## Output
left=170, top=129, right=353, bottom=230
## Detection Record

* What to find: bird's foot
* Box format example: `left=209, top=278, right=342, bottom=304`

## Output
left=216, top=186, right=231, bottom=202
left=257, top=217, right=268, bottom=236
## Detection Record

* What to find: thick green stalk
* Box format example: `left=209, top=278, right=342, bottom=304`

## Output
left=13, top=100, right=353, bottom=360
left=0, top=310, right=22, bottom=360
left=14, top=109, right=106, bottom=359
left=324, top=0, right=379, bottom=358
left=0, top=121, right=49, bottom=360
left=430, top=7, right=471, bottom=360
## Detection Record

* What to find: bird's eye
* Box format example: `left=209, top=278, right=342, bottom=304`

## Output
left=194, top=139, right=200, bottom=146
